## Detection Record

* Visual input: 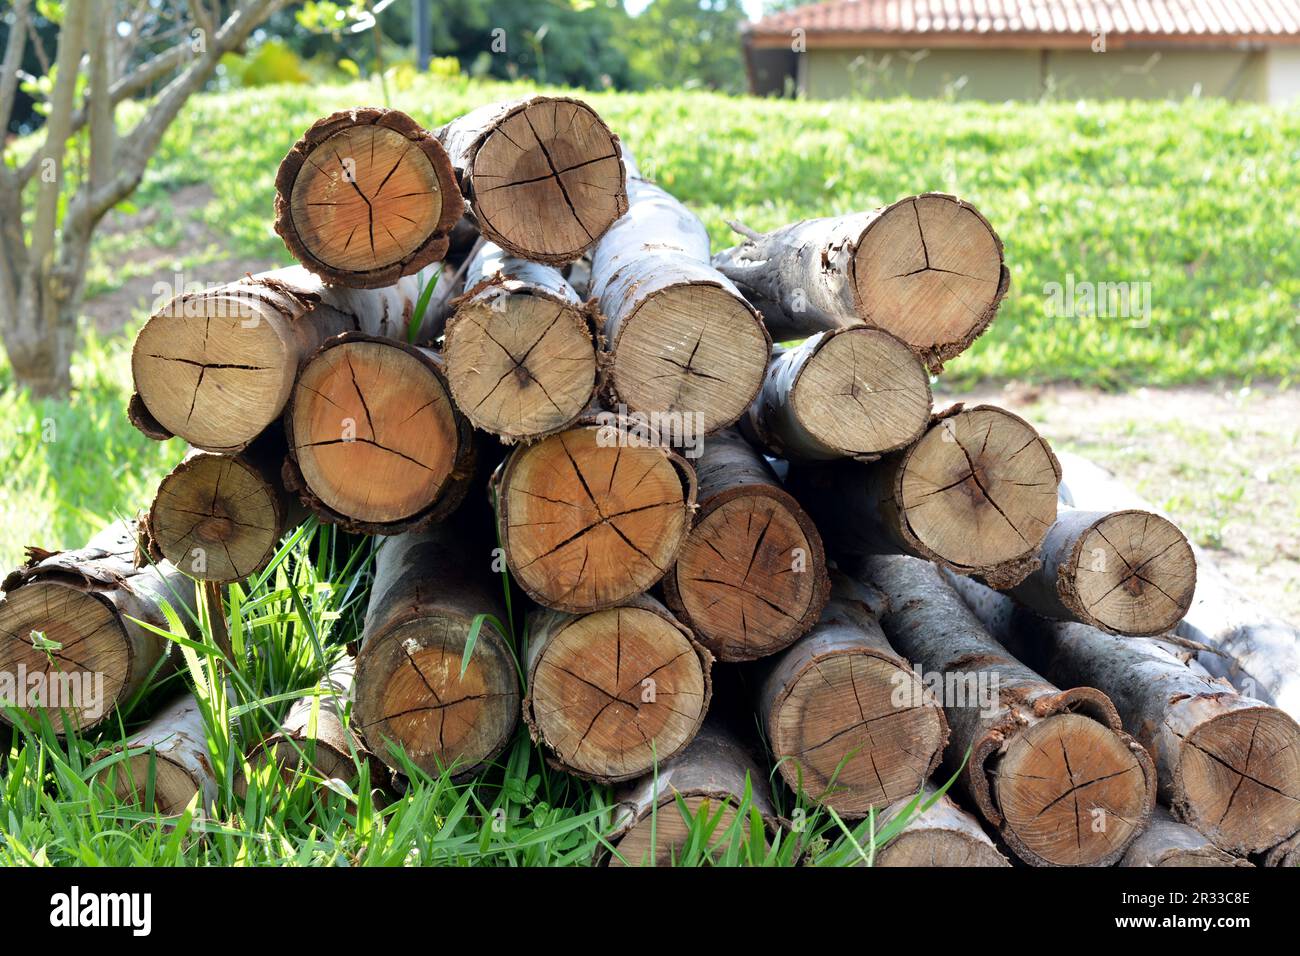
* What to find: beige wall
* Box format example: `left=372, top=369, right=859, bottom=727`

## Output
left=801, top=47, right=1276, bottom=101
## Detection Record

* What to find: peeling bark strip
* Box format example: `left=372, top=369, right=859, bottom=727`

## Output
left=97, top=692, right=216, bottom=815
left=855, top=554, right=1156, bottom=867
left=523, top=595, right=711, bottom=783
left=354, top=522, right=519, bottom=780
left=590, top=173, right=771, bottom=435
left=1263, top=830, right=1300, bottom=867
left=755, top=574, right=948, bottom=817
left=1120, top=806, right=1253, bottom=867
left=0, top=520, right=194, bottom=735
left=1009, top=508, right=1196, bottom=636
left=437, top=96, right=627, bottom=266
left=442, top=242, right=600, bottom=441
left=742, top=327, right=931, bottom=462
left=144, top=431, right=303, bottom=584
left=1057, top=451, right=1300, bottom=720
left=283, top=332, right=475, bottom=535
left=713, top=194, right=1009, bottom=372
left=663, top=429, right=828, bottom=662
left=789, top=405, right=1061, bottom=588
left=946, top=572, right=1300, bottom=857
left=607, top=719, right=777, bottom=866
left=875, top=784, right=1011, bottom=867
left=274, top=107, right=462, bottom=288
left=494, top=419, right=696, bottom=613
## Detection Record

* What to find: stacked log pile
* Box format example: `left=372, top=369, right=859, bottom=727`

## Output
left=2, top=94, right=1296, bottom=867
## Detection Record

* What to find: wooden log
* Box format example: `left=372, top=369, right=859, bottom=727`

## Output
left=713, top=194, right=1009, bottom=371
left=98, top=692, right=216, bottom=815
left=523, top=595, right=711, bottom=783
left=944, top=571, right=1300, bottom=857
left=494, top=418, right=696, bottom=612
left=129, top=265, right=441, bottom=453
left=437, top=96, right=627, bottom=265
left=143, top=430, right=303, bottom=584
left=662, top=429, right=828, bottom=662
left=283, top=331, right=475, bottom=535
left=442, top=241, right=600, bottom=441
left=1007, top=507, right=1196, bottom=636
left=853, top=553, right=1156, bottom=867
left=607, top=719, right=776, bottom=866
left=590, top=174, right=771, bottom=435
left=1057, top=450, right=1300, bottom=719
left=875, top=784, right=1011, bottom=867
left=755, top=573, right=948, bottom=817
left=1262, top=830, right=1300, bottom=867
left=354, top=520, right=518, bottom=780
left=274, top=107, right=462, bottom=288
left=1120, top=806, right=1253, bottom=867
left=0, top=520, right=194, bottom=734
left=789, top=404, right=1061, bottom=588
left=742, top=327, right=932, bottom=462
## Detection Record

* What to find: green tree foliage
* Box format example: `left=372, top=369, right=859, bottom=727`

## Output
left=623, top=0, right=748, bottom=92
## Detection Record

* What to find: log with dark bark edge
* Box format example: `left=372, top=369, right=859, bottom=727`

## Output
left=1120, top=806, right=1253, bottom=867
left=944, top=571, right=1300, bottom=857
left=606, top=718, right=777, bottom=866
left=283, top=331, right=476, bottom=535
left=741, top=327, right=932, bottom=463
left=437, top=96, right=626, bottom=266
left=755, top=573, right=948, bottom=817
left=129, top=264, right=443, bottom=454
left=143, top=429, right=304, bottom=584
left=0, top=520, right=194, bottom=735
left=274, top=107, right=462, bottom=288
left=1262, top=829, right=1300, bottom=867
left=98, top=692, right=216, bottom=815
left=788, top=404, right=1061, bottom=589
left=493, top=416, right=697, bottom=613
left=713, top=193, right=1009, bottom=372
left=853, top=553, right=1157, bottom=867
left=354, top=519, right=519, bottom=780
left=1007, top=507, right=1197, bottom=637
left=442, top=241, right=600, bottom=441
left=874, top=784, right=1010, bottom=867
left=523, top=594, right=711, bottom=784
left=1057, top=451, right=1300, bottom=719
left=662, top=429, right=829, bottom=662
left=590, top=170, right=771, bottom=435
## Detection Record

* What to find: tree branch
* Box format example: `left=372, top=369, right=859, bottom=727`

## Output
left=87, top=0, right=116, bottom=192
left=0, top=0, right=32, bottom=147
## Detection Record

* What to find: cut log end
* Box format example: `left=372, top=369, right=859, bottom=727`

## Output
left=1065, top=510, right=1196, bottom=635
left=994, top=712, right=1150, bottom=866
left=0, top=583, right=129, bottom=733
left=103, top=753, right=202, bottom=815
left=611, top=283, right=769, bottom=434
left=276, top=109, right=461, bottom=287
left=443, top=294, right=597, bottom=440
left=470, top=98, right=625, bottom=264
left=289, top=339, right=460, bottom=525
left=853, top=194, right=1006, bottom=365
left=611, top=796, right=748, bottom=867
left=529, top=605, right=709, bottom=782
left=790, top=327, right=931, bottom=458
left=149, top=454, right=283, bottom=583
left=500, top=425, right=693, bottom=612
left=900, top=406, right=1059, bottom=578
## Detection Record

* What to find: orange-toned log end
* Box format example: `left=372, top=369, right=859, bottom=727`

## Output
left=667, top=492, right=827, bottom=662
left=102, top=753, right=201, bottom=816
left=768, top=652, right=945, bottom=816
left=499, top=425, right=694, bottom=612
left=994, top=713, right=1152, bottom=866
left=853, top=194, right=1008, bottom=369
left=528, top=605, right=709, bottom=782
left=275, top=108, right=462, bottom=288
left=0, top=583, right=130, bottom=734
left=611, top=795, right=753, bottom=866
left=288, top=337, right=463, bottom=528
left=469, top=98, right=626, bottom=265
left=353, top=617, right=519, bottom=779
left=149, top=454, right=285, bottom=584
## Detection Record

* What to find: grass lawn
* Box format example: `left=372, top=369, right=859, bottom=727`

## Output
left=1, top=77, right=1297, bottom=864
